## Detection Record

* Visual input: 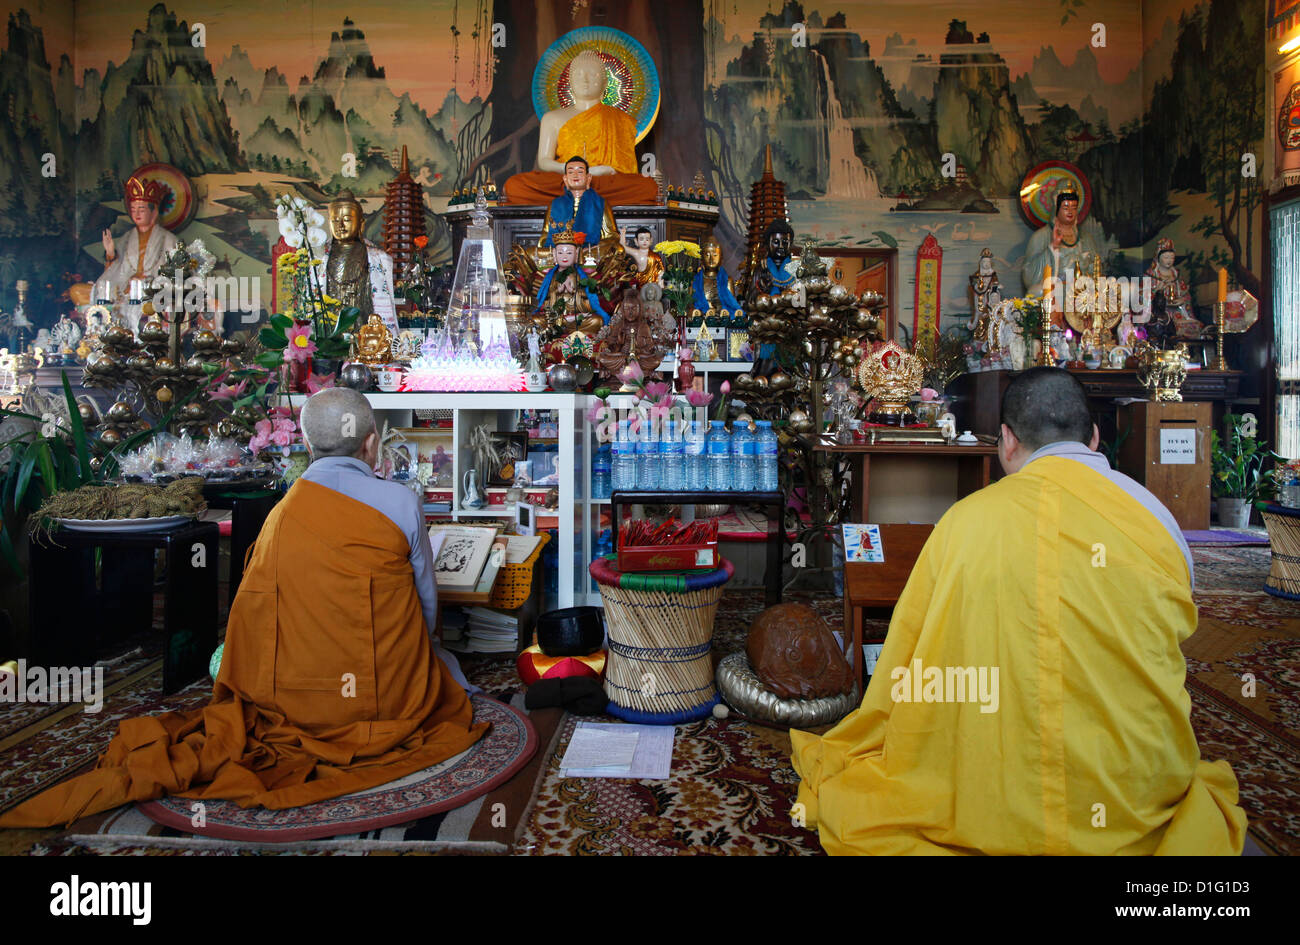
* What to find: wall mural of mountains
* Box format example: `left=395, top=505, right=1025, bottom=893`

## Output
left=0, top=0, right=1266, bottom=335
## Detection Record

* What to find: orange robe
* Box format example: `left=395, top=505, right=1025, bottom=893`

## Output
left=505, top=104, right=658, bottom=206
left=0, top=479, right=488, bottom=827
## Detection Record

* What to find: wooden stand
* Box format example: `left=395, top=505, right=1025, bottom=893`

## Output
left=1116, top=400, right=1212, bottom=529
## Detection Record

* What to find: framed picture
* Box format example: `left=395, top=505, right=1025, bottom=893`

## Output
left=819, top=247, right=897, bottom=343
left=394, top=427, right=454, bottom=487
left=485, top=431, right=529, bottom=487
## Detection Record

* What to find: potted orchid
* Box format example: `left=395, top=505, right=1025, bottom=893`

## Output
left=261, top=195, right=362, bottom=389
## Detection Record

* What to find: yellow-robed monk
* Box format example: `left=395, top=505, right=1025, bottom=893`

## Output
left=0, top=389, right=487, bottom=828
left=792, top=368, right=1247, bottom=855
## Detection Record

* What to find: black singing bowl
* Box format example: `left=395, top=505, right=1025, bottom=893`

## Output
left=537, top=607, right=605, bottom=657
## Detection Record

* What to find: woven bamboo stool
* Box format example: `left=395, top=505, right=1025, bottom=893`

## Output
left=589, top=555, right=733, bottom=724
left=1261, top=503, right=1300, bottom=599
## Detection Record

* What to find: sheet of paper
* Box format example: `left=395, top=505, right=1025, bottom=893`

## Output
left=561, top=723, right=675, bottom=779
left=560, top=727, right=640, bottom=770
left=1159, top=428, right=1196, bottom=464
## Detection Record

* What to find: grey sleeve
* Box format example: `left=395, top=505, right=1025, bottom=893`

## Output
left=405, top=491, right=439, bottom=633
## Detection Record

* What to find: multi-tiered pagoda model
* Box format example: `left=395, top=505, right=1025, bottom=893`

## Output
left=383, top=146, right=425, bottom=278
left=736, top=144, right=790, bottom=301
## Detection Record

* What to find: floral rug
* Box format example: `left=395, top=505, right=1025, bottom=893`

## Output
left=515, top=549, right=1296, bottom=856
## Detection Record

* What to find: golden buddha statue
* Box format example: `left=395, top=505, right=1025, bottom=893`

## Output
left=504, top=49, right=658, bottom=207
left=324, top=190, right=400, bottom=334
left=355, top=313, right=393, bottom=365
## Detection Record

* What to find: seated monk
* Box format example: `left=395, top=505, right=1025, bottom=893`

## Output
left=504, top=49, right=658, bottom=206
left=0, top=388, right=487, bottom=827
left=792, top=368, right=1247, bottom=855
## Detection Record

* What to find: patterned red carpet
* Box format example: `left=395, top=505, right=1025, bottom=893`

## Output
left=3, top=546, right=1294, bottom=856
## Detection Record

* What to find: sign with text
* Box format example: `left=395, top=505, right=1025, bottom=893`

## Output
left=1159, top=428, right=1196, bottom=464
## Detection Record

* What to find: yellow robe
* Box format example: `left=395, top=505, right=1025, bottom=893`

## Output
left=791, top=457, right=1246, bottom=855
left=0, top=479, right=488, bottom=827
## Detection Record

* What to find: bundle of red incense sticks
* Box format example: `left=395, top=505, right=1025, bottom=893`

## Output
left=617, top=517, right=720, bottom=572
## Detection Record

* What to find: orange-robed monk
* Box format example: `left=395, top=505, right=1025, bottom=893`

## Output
left=0, top=388, right=487, bottom=828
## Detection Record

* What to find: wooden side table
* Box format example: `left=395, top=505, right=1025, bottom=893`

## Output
left=29, top=521, right=220, bottom=693
left=842, top=524, right=933, bottom=690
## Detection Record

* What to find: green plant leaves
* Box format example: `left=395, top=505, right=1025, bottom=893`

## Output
left=269, top=313, right=293, bottom=331
left=259, top=328, right=289, bottom=349
left=61, top=374, right=92, bottom=486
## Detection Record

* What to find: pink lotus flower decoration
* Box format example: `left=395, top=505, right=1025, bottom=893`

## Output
left=678, top=347, right=694, bottom=361
left=210, top=379, right=248, bottom=400
left=720, top=380, right=731, bottom=395
left=585, top=402, right=608, bottom=424
left=642, top=380, right=671, bottom=400
left=649, top=394, right=674, bottom=420
left=620, top=362, right=644, bottom=386
left=685, top=389, right=714, bottom=407
left=920, top=388, right=938, bottom=402
left=305, top=371, right=336, bottom=395
left=284, top=322, right=316, bottom=363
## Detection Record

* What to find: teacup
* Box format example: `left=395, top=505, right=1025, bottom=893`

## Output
left=376, top=365, right=404, bottom=392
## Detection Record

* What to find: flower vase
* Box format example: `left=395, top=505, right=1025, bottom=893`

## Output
left=286, top=357, right=312, bottom=393
left=676, top=358, right=696, bottom=393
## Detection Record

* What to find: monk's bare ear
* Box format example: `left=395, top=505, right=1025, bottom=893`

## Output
left=1089, top=423, right=1100, bottom=451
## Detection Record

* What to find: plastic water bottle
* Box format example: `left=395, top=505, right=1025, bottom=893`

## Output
left=661, top=418, right=685, bottom=490
left=684, top=419, right=708, bottom=491
left=755, top=420, right=779, bottom=492
left=706, top=420, right=731, bottom=492
left=592, top=443, right=611, bottom=500
left=612, top=420, right=636, bottom=493
left=591, top=528, right=613, bottom=593
left=635, top=423, right=659, bottom=490
left=732, top=421, right=756, bottom=492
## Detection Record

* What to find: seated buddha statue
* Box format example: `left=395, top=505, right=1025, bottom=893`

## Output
left=504, top=49, right=658, bottom=207
left=594, top=283, right=675, bottom=381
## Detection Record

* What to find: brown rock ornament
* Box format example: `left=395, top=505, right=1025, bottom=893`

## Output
left=746, top=603, right=854, bottom=700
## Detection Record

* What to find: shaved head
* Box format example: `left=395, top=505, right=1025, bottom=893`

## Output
left=300, top=387, right=376, bottom=458
left=1000, top=367, right=1093, bottom=452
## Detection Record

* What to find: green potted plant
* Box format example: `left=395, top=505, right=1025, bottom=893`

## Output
left=1210, top=413, right=1273, bottom=528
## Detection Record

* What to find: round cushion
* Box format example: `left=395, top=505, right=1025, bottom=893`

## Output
left=516, top=644, right=607, bottom=686
left=716, top=651, right=858, bottom=728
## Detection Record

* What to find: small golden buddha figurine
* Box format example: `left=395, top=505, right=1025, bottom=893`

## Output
left=355, top=313, right=393, bottom=365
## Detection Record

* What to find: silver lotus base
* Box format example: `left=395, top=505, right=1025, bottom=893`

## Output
left=716, top=652, right=858, bottom=729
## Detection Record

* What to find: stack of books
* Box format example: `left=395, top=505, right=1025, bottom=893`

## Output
left=444, top=606, right=518, bottom=653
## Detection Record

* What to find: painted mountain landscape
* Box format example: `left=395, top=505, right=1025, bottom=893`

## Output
left=0, top=0, right=1266, bottom=333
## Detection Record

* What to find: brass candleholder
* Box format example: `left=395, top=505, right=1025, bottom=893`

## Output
left=1212, top=301, right=1228, bottom=371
